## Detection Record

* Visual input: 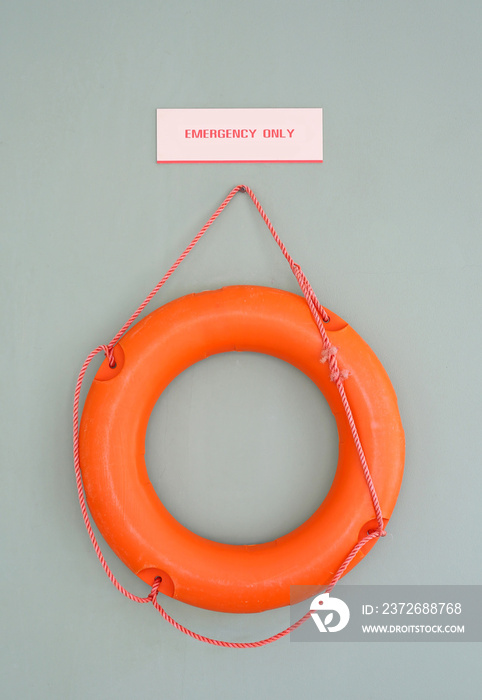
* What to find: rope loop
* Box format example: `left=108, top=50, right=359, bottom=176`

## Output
left=101, top=344, right=116, bottom=368
left=148, top=577, right=162, bottom=602
left=373, top=528, right=387, bottom=538
left=73, top=185, right=388, bottom=647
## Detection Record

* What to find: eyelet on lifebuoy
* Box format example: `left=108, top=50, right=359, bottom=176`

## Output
left=79, top=285, right=404, bottom=614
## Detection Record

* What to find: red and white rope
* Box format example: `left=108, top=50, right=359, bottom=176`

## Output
left=72, top=185, right=386, bottom=647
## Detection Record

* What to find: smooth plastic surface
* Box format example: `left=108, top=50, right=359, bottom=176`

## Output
left=79, top=286, right=405, bottom=613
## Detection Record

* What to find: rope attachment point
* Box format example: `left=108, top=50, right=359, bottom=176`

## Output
left=148, top=577, right=162, bottom=602
left=101, top=344, right=116, bottom=368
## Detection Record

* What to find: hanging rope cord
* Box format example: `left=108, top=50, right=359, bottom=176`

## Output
left=72, top=185, right=386, bottom=648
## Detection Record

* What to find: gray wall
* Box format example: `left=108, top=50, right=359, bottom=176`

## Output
left=1, top=1, right=481, bottom=698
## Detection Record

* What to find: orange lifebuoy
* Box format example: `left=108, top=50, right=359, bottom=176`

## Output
left=79, top=285, right=404, bottom=613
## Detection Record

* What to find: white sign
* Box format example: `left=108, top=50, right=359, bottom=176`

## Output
left=156, top=108, right=323, bottom=163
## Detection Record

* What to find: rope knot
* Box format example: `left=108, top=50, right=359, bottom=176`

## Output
left=320, top=345, right=338, bottom=363
left=330, top=367, right=350, bottom=383
left=321, top=346, right=349, bottom=383
left=368, top=527, right=387, bottom=538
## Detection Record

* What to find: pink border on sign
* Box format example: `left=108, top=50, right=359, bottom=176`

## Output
left=156, top=108, right=323, bottom=164
left=156, top=160, right=324, bottom=164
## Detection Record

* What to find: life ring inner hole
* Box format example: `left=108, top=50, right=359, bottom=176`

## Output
left=145, top=350, right=339, bottom=545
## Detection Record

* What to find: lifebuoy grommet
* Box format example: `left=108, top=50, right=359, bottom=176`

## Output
left=79, top=285, right=404, bottom=613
